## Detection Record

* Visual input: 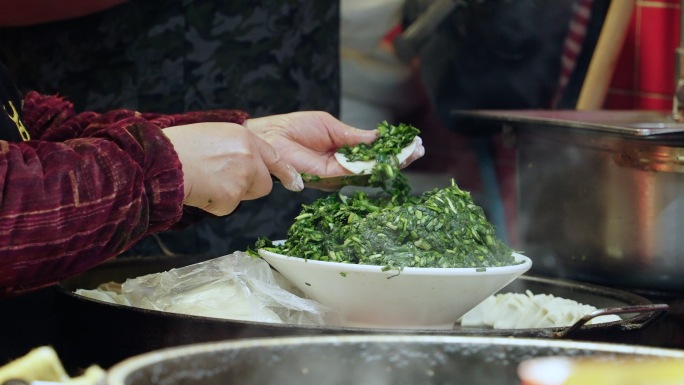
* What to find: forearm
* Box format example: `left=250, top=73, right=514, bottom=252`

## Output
left=22, top=91, right=250, bottom=139
left=0, top=118, right=183, bottom=297
left=142, top=110, right=250, bottom=128
left=0, top=0, right=130, bottom=26
left=0, top=92, right=256, bottom=297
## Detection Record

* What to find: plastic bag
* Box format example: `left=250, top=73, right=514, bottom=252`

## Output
left=77, top=251, right=334, bottom=325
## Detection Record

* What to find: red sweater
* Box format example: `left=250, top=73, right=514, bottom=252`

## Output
left=0, top=91, right=248, bottom=297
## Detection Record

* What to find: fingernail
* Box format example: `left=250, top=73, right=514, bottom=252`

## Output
left=292, top=173, right=304, bottom=191
left=289, top=165, right=304, bottom=191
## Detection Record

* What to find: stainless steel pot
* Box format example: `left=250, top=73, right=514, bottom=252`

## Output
left=106, top=335, right=684, bottom=385
left=455, top=110, right=684, bottom=293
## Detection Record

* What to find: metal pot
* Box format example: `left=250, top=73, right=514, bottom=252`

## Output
left=55, top=254, right=667, bottom=370
left=454, top=110, right=684, bottom=293
left=106, top=335, right=684, bottom=385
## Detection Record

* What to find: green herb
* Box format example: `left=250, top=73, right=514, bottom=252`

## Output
left=337, top=121, right=419, bottom=162
left=366, top=162, right=412, bottom=199
left=300, top=173, right=321, bottom=183
left=258, top=178, right=517, bottom=270
left=252, top=120, right=517, bottom=271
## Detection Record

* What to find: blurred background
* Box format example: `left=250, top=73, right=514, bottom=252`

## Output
left=2, top=0, right=684, bottom=372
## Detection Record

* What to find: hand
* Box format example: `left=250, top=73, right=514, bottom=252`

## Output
left=243, top=111, right=425, bottom=177
left=164, top=122, right=303, bottom=216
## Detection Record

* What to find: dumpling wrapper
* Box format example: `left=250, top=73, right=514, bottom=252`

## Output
left=334, top=136, right=420, bottom=174
left=458, top=290, right=622, bottom=329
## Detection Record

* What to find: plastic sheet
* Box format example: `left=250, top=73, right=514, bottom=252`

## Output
left=76, top=252, right=334, bottom=325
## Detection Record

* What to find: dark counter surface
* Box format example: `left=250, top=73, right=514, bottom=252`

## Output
left=1, top=285, right=683, bottom=374
left=0, top=287, right=62, bottom=366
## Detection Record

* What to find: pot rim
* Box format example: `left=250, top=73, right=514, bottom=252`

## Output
left=106, top=334, right=684, bottom=385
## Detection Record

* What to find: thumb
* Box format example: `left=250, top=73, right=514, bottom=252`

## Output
left=340, top=126, right=378, bottom=147
left=256, top=138, right=304, bottom=192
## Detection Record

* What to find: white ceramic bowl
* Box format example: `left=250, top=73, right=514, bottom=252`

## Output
left=258, top=242, right=532, bottom=329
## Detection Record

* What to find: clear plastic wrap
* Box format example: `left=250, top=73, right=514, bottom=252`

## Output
left=76, top=251, right=334, bottom=325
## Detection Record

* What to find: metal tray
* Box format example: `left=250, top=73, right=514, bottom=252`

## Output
left=55, top=254, right=666, bottom=369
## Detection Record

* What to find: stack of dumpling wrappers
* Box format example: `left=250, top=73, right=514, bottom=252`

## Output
left=459, top=290, right=621, bottom=329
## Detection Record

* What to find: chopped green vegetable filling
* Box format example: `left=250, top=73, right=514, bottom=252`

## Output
left=299, top=173, right=321, bottom=183
left=254, top=180, right=517, bottom=270
left=337, top=121, right=419, bottom=162
left=251, top=121, right=518, bottom=271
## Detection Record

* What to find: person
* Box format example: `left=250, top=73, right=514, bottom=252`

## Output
left=394, top=0, right=602, bottom=246
left=0, top=59, right=426, bottom=297
left=0, top=0, right=352, bottom=257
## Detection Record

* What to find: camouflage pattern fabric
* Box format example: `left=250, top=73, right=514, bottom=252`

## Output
left=0, top=0, right=340, bottom=257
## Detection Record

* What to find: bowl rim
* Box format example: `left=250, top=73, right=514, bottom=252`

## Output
left=258, top=242, right=532, bottom=276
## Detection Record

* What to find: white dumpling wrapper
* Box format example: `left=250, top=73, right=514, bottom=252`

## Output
left=459, top=295, right=494, bottom=326
left=162, top=282, right=282, bottom=323
left=334, top=136, right=420, bottom=174
left=458, top=289, right=623, bottom=329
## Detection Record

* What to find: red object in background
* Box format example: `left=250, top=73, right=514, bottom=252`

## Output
left=604, top=0, right=680, bottom=110
left=382, top=24, right=404, bottom=44
left=552, top=0, right=595, bottom=108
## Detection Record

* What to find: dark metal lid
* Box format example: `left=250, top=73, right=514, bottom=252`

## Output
left=452, top=110, right=684, bottom=137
